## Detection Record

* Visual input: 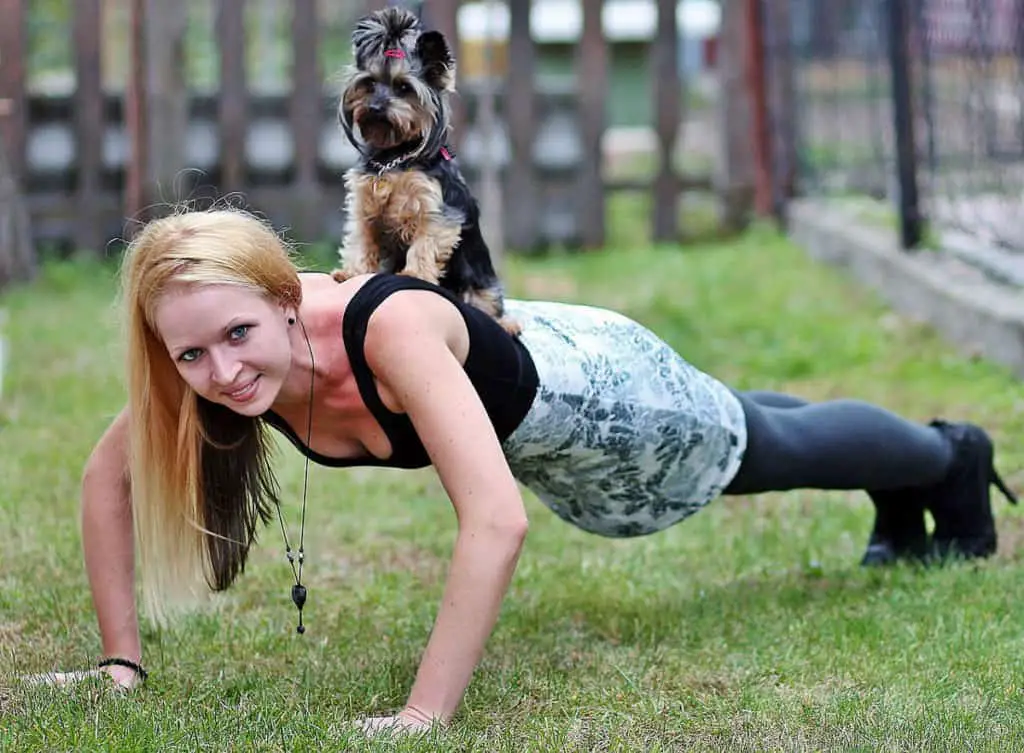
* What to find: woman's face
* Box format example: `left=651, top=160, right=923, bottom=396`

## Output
left=154, top=283, right=294, bottom=416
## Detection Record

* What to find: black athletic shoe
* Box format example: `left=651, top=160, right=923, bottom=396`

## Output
left=926, top=420, right=1017, bottom=560
left=860, top=489, right=930, bottom=567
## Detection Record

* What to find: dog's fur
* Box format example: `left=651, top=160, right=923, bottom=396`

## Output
left=331, top=8, right=519, bottom=336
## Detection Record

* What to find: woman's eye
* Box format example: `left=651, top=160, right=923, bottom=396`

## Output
left=180, top=349, right=201, bottom=363
left=229, top=325, right=250, bottom=341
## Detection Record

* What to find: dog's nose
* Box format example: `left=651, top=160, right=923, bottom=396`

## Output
left=368, top=99, right=388, bottom=114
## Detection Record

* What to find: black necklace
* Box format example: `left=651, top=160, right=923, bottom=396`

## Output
left=272, top=317, right=314, bottom=634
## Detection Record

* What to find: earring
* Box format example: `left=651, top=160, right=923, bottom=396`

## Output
left=287, top=317, right=296, bottom=326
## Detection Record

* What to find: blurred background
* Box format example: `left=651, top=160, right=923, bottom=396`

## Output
left=2, top=0, right=1024, bottom=288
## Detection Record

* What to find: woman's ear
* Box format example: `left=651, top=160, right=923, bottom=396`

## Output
left=281, top=304, right=297, bottom=327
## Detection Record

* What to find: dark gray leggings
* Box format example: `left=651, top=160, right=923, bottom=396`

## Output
left=724, top=391, right=953, bottom=495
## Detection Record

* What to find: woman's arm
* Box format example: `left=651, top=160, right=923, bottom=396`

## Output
left=80, top=408, right=144, bottom=687
left=365, top=295, right=530, bottom=725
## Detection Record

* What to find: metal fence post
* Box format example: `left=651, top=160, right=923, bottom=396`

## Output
left=887, top=0, right=922, bottom=249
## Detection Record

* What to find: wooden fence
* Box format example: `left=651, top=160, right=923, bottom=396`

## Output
left=0, top=0, right=729, bottom=258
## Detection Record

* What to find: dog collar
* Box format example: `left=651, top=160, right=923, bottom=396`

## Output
left=366, top=142, right=455, bottom=175
left=368, top=152, right=415, bottom=175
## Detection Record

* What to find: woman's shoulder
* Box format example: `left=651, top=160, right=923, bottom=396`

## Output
left=299, top=271, right=373, bottom=310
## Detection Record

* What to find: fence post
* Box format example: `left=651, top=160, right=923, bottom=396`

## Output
left=217, top=0, right=248, bottom=196
left=290, top=0, right=322, bottom=242
left=135, top=0, right=188, bottom=217
left=761, top=0, right=798, bottom=224
left=74, top=0, right=105, bottom=253
left=424, top=0, right=464, bottom=153
left=0, top=0, right=27, bottom=184
left=0, top=0, right=32, bottom=286
left=505, top=0, right=538, bottom=251
left=651, top=0, right=681, bottom=242
left=717, top=0, right=755, bottom=232
left=576, top=0, right=607, bottom=248
left=887, top=0, right=922, bottom=248
left=0, top=119, right=35, bottom=287
left=745, top=0, right=772, bottom=216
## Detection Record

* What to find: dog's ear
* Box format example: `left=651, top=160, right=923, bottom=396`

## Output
left=416, top=31, right=455, bottom=91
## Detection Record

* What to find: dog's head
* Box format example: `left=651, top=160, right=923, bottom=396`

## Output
left=338, top=8, right=456, bottom=156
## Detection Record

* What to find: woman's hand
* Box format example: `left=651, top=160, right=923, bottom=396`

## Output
left=355, top=706, right=439, bottom=737
left=21, top=663, right=142, bottom=691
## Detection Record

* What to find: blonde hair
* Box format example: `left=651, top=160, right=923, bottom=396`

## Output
left=119, top=207, right=302, bottom=624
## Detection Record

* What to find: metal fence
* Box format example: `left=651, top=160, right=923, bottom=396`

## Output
left=919, top=0, right=1024, bottom=253
left=762, top=0, right=1024, bottom=259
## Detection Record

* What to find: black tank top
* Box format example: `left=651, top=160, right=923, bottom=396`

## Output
left=262, top=274, right=539, bottom=469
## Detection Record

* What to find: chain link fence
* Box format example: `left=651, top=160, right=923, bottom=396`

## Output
left=764, top=0, right=1024, bottom=262
left=919, top=0, right=1024, bottom=253
left=763, top=1, right=897, bottom=204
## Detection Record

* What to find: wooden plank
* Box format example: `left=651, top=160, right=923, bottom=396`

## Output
left=651, top=0, right=681, bottom=242
left=745, top=0, right=772, bottom=216
left=0, top=113, right=35, bottom=286
left=217, top=0, right=248, bottom=194
left=717, top=0, right=754, bottom=232
left=505, top=0, right=537, bottom=251
left=143, top=0, right=189, bottom=210
left=124, top=0, right=147, bottom=232
left=26, top=191, right=122, bottom=239
left=576, top=0, right=607, bottom=248
left=762, top=0, right=797, bottom=221
left=74, top=0, right=105, bottom=253
left=290, top=0, right=322, bottom=241
left=424, top=0, right=464, bottom=152
left=0, top=0, right=28, bottom=183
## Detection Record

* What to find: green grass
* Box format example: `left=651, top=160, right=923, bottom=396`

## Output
left=2, top=224, right=1024, bottom=751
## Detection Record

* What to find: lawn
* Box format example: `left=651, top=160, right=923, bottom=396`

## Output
left=2, top=222, right=1023, bottom=751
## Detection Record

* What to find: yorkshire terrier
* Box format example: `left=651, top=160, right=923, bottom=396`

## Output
left=330, top=8, right=520, bottom=336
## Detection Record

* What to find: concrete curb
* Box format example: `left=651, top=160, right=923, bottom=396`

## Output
left=787, top=198, right=1024, bottom=379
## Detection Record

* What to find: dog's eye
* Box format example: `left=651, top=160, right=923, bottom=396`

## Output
left=392, top=80, right=412, bottom=96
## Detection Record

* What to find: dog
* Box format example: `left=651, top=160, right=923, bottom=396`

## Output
left=330, top=8, right=520, bottom=336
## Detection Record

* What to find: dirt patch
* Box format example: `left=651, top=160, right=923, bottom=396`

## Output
left=0, top=620, right=25, bottom=646
left=0, top=683, right=21, bottom=718
left=682, top=674, right=732, bottom=696
left=994, top=514, right=1024, bottom=563
left=316, top=540, right=447, bottom=588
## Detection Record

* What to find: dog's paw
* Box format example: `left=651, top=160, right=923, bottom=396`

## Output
left=497, top=316, right=523, bottom=338
left=331, top=267, right=355, bottom=283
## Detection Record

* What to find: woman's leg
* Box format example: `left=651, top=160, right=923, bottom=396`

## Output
left=724, top=390, right=1016, bottom=562
left=737, top=391, right=810, bottom=410
left=725, top=393, right=951, bottom=493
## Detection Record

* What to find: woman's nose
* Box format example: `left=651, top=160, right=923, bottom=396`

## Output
left=208, top=349, right=242, bottom=386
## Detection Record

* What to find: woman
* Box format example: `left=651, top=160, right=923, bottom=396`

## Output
left=72, top=208, right=1014, bottom=732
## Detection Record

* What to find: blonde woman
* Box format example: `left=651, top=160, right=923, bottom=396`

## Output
left=69, top=208, right=1014, bottom=733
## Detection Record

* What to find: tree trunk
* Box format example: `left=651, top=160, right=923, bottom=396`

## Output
left=0, top=101, right=35, bottom=289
